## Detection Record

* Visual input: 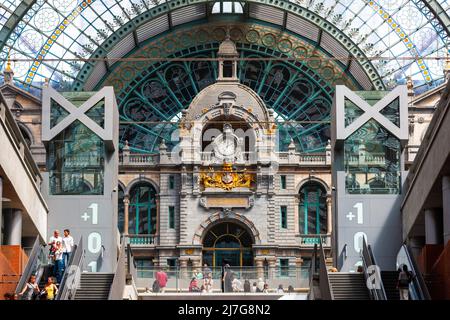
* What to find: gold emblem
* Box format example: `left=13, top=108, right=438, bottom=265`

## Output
left=200, top=163, right=254, bottom=191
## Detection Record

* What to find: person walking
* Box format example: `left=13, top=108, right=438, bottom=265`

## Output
left=155, top=267, right=168, bottom=293
left=257, top=278, right=265, bottom=292
left=189, top=277, right=201, bottom=292
left=277, top=284, right=285, bottom=294
left=231, top=273, right=242, bottom=292
left=42, top=277, right=58, bottom=300
left=243, top=279, right=251, bottom=292
left=223, top=264, right=233, bottom=293
left=203, top=272, right=214, bottom=293
left=62, top=229, right=74, bottom=269
left=19, top=275, right=40, bottom=300
left=397, top=264, right=413, bottom=300
left=48, top=230, right=62, bottom=276
left=53, top=241, right=64, bottom=284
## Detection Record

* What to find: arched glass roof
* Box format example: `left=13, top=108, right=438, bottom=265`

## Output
left=0, top=0, right=449, bottom=94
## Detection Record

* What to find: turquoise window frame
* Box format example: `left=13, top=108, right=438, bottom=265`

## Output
left=129, top=184, right=157, bottom=235
left=279, top=258, right=289, bottom=277
left=280, top=206, right=288, bottom=229
left=169, top=175, right=175, bottom=189
left=299, top=183, right=327, bottom=244
left=281, top=175, right=287, bottom=189
left=169, top=206, right=175, bottom=229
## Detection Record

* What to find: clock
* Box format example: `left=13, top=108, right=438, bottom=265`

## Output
left=214, top=137, right=237, bottom=156
left=212, top=123, right=240, bottom=161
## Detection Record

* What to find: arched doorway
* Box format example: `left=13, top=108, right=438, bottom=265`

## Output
left=202, top=222, right=253, bottom=267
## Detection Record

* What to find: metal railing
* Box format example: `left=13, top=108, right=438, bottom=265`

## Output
left=56, top=238, right=84, bottom=300
left=15, top=237, right=43, bottom=296
left=118, top=152, right=329, bottom=166
left=135, top=266, right=309, bottom=293
left=307, top=243, right=318, bottom=300
left=126, top=234, right=158, bottom=245
left=318, top=236, right=333, bottom=300
left=397, top=244, right=431, bottom=300
left=361, top=237, right=386, bottom=300
left=108, top=240, right=127, bottom=300
left=299, top=234, right=331, bottom=246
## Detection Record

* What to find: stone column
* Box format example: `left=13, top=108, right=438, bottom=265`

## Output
left=326, top=195, right=332, bottom=235
left=3, top=209, right=22, bottom=245
left=425, top=208, right=442, bottom=245
left=267, top=257, right=277, bottom=280
left=179, top=258, right=188, bottom=280
left=255, top=258, right=264, bottom=280
left=192, top=258, right=202, bottom=271
left=442, top=176, right=450, bottom=244
left=155, top=197, right=160, bottom=243
left=123, top=195, right=129, bottom=235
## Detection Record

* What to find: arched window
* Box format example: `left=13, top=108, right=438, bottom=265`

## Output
left=128, top=183, right=157, bottom=235
left=299, top=182, right=327, bottom=237
left=212, top=2, right=243, bottom=14
left=202, top=222, right=253, bottom=267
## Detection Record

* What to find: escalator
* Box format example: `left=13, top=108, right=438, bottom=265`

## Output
left=15, top=237, right=81, bottom=300
left=311, top=237, right=430, bottom=300
left=360, top=238, right=430, bottom=300
left=308, top=237, right=371, bottom=300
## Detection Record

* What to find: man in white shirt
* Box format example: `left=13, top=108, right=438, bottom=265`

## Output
left=48, top=230, right=63, bottom=254
left=48, top=230, right=63, bottom=280
left=62, top=229, right=74, bottom=269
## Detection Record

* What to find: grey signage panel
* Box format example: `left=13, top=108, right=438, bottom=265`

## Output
left=44, top=192, right=117, bottom=272
left=335, top=169, right=403, bottom=271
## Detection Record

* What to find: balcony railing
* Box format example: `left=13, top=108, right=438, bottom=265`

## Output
left=299, top=234, right=331, bottom=247
left=135, top=266, right=310, bottom=293
left=125, top=234, right=158, bottom=246
left=119, top=152, right=329, bottom=166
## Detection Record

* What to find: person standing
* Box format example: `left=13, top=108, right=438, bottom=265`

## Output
left=53, top=241, right=64, bottom=284
left=62, top=229, right=74, bottom=269
left=48, top=230, right=63, bottom=251
left=48, top=230, right=62, bottom=275
left=203, top=263, right=212, bottom=276
left=42, top=277, right=58, bottom=300
left=19, top=275, right=40, bottom=300
left=397, top=264, right=413, bottom=300
left=203, top=272, right=214, bottom=293
left=155, top=267, right=168, bottom=293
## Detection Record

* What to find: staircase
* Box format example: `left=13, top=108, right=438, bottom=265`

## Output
left=328, top=273, right=370, bottom=300
left=74, top=273, right=114, bottom=300
left=381, top=271, right=400, bottom=300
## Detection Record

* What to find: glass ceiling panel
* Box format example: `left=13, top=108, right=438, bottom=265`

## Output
left=0, top=0, right=448, bottom=92
left=0, top=0, right=21, bottom=28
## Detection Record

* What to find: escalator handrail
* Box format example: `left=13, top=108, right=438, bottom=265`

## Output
left=404, top=244, right=431, bottom=300
left=56, top=238, right=84, bottom=300
left=307, top=243, right=318, bottom=300
left=360, top=237, right=387, bottom=300
left=319, top=236, right=333, bottom=300
left=15, top=236, right=41, bottom=295
left=368, top=244, right=387, bottom=300
left=54, top=244, right=78, bottom=300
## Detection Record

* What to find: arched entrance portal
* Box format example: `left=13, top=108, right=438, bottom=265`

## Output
left=202, top=222, right=254, bottom=267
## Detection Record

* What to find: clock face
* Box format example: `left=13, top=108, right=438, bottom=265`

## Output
left=214, top=136, right=237, bottom=157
